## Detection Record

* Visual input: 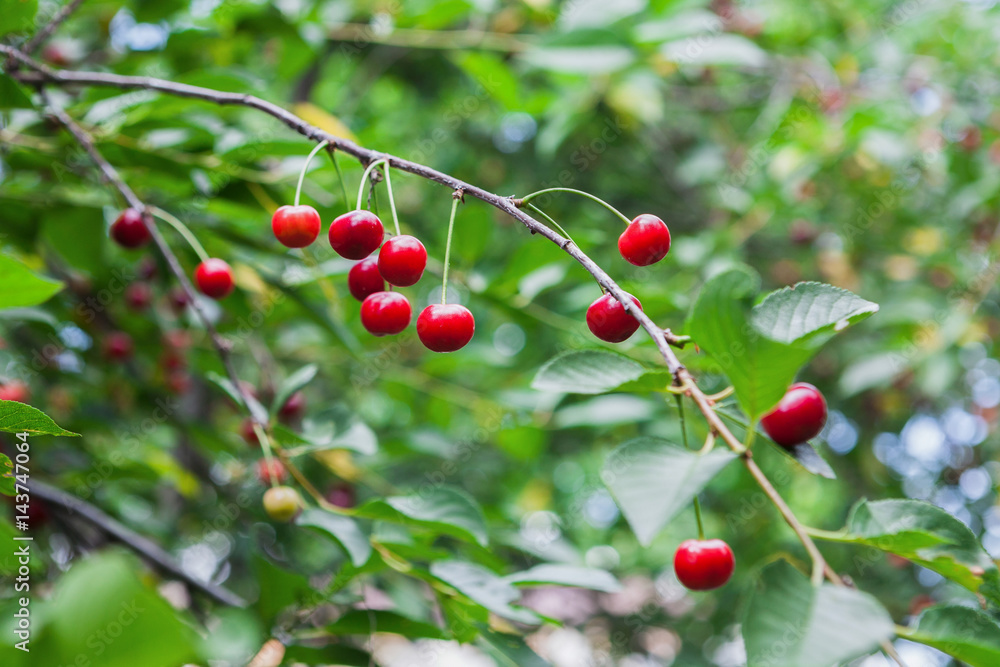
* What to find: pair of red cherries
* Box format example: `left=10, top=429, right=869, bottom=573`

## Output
left=585, top=214, right=671, bottom=344
left=271, top=204, right=474, bottom=353
left=671, top=384, right=827, bottom=591
left=110, top=210, right=236, bottom=300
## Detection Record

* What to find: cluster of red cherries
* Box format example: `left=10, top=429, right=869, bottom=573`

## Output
left=673, top=382, right=828, bottom=590
left=271, top=204, right=475, bottom=353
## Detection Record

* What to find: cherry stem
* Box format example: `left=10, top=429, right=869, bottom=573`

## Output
left=252, top=422, right=279, bottom=490
left=326, top=146, right=350, bottom=213
left=526, top=203, right=578, bottom=248
left=149, top=206, right=210, bottom=263
left=676, top=396, right=706, bottom=540
left=441, top=194, right=461, bottom=304
left=357, top=159, right=400, bottom=235
left=294, top=140, right=329, bottom=207
left=519, top=187, right=632, bottom=226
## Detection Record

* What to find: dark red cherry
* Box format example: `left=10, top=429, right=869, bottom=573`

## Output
left=674, top=539, right=735, bottom=591
left=124, top=282, right=153, bottom=311
left=618, top=214, right=671, bottom=266
left=167, top=287, right=189, bottom=314
left=586, top=292, right=642, bottom=343
left=329, top=210, right=384, bottom=259
left=326, top=483, right=356, bottom=509
left=240, top=418, right=259, bottom=446
left=103, top=331, right=134, bottom=361
left=378, top=235, right=427, bottom=287
left=360, top=292, right=411, bottom=336
left=348, top=258, right=386, bottom=302
left=278, top=391, right=306, bottom=422
left=272, top=204, right=321, bottom=248
left=194, top=258, right=235, bottom=299
left=417, top=304, right=475, bottom=352
left=760, top=382, right=827, bottom=448
left=110, top=209, right=151, bottom=249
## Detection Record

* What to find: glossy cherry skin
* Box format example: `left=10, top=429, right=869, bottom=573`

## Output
left=278, top=391, right=306, bottom=422
left=272, top=204, right=322, bottom=248
left=256, top=458, right=288, bottom=485
left=417, top=304, right=475, bottom=352
left=348, top=258, right=386, bottom=302
left=0, top=381, right=30, bottom=403
left=124, top=282, right=153, bottom=311
left=618, top=214, right=671, bottom=266
left=378, top=235, right=427, bottom=287
left=110, top=209, right=151, bottom=249
left=103, top=331, right=134, bottom=361
left=329, top=210, right=384, bottom=259
left=360, top=292, right=412, bottom=336
left=761, top=382, right=828, bottom=448
left=586, top=293, right=643, bottom=343
left=263, top=486, right=301, bottom=522
left=674, top=539, right=735, bottom=591
left=194, top=258, right=235, bottom=299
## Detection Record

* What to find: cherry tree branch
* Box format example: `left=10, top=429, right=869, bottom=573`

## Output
left=23, top=0, right=87, bottom=56
left=4, top=45, right=867, bottom=613
left=29, top=479, right=246, bottom=607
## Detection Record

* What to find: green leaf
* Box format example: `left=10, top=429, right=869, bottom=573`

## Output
left=41, top=210, right=105, bottom=277
left=320, top=610, right=446, bottom=640
left=813, top=499, right=1000, bottom=605
left=751, top=282, right=879, bottom=346
left=904, top=605, right=1000, bottom=667
left=0, top=0, right=37, bottom=37
left=0, top=401, right=79, bottom=437
left=477, top=627, right=551, bottom=667
left=743, top=560, right=894, bottom=667
left=503, top=564, right=621, bottom=593
left=205, top=372, right=268, bottom=424
left=296, top=508, right=372, bottom=567
left=0, top=453, right=13, bottom=497
left=687, top=267, right=877, bottom=418
left=430, top=561, right=540, bottom=625
left=270, top=364, right=317, bottom=418
left=44, top=551, right=198, bottom=667
left=533, top=349, right=655, bottom=395
left=355, top=486, right=488, bottom=547
left=0, top=74, right=32, bottom=109
left=603, top=437, right=737, bottom=546
left=0, top=255, right=63, bottom=310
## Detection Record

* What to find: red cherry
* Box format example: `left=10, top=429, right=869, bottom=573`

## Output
left=167, top=287, right=190, bottom=314
left=329, top=210, right=384, bottom=259
left=326, top=483, right=356, bottom=509
left=586, top=292, right=642, bottom=343
left=360, top=292, right=411, bottom=336
left=137, top=257, right=158, bottom=280
left=110, top=209, right=151, bottom=249
left=673, top=539, right=735, bottom=590
left=240, top=418, right=259, bottom=446
left=103, top=331, right=134, bottom=361
left=124, top=282, right=153, bottom=311
left=760, top=382, right=827, bottom=448
left=165, top=371, right=191, bottom=394
left=272, top=204, right=321, bottom=248
left=255, top=458, right=288, bottom=485
left=163, top=329, right=191, bottom=350
left=417, top=304, right=475, bottom=352
left=348, top=259, right=386, bottom=302
left=378, top=235, right=427, bottom=287
left=618, top=214, right=670, bottom=266
left=278, top=391, right=306, bottom=422
left=194, top=258, right=235, bottom=299
left=0, top=381, right=30, bottom=403
left=160, top=349, right=186, bottom=372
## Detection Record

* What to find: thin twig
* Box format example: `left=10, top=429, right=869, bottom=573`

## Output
left=29, top=479, right=246, bottom=607
left=24, top=0, right=87, bottom=56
